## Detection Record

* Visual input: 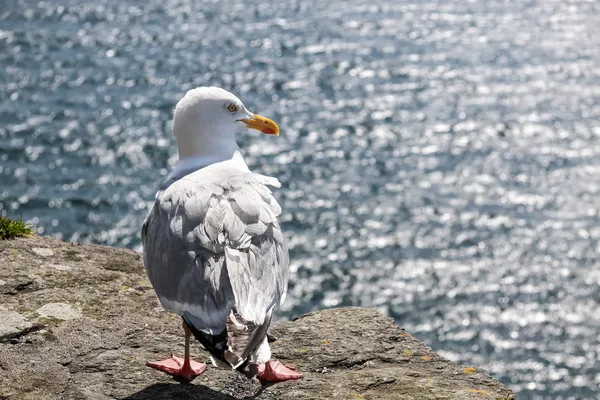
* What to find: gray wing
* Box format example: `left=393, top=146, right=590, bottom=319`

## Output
left=141, top=165, right=288, bottom=337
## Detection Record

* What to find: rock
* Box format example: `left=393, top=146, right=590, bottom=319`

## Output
left=31, top=247, right=54, bottom=257
left=43, top=263, right=72, bottom=271
left=0, top=306, right=35, bottom=341
left=37, top=302, right=82, bottom=320
left=0, top=236, right=515, bottom=400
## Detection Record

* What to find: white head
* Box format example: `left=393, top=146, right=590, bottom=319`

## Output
left=172, top=86, right=279, bottom=161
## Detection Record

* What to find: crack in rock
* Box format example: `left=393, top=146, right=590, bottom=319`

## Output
left=0, top=306, right=44, bottom=342
left=361, top=377, right=397, bottom=392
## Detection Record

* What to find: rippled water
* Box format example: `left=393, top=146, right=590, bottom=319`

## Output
left=2, top=0, right=600, bottom=398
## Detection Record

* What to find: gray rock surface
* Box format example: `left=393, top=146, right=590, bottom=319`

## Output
left=0, top=306, right=35, bottom=341
left=0, top=236, right=516, bottom=400
left=36, top=302, right=82, bottom=320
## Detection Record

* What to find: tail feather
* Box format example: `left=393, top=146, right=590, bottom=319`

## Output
left=224, top=310, right=272, bottom=367
left=183, top=309, right=273, bottom=379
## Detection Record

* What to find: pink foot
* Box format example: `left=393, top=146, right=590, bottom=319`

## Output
left=257, top=360, right=303, bottom=382
left=147, top=355, right=206, bottom=381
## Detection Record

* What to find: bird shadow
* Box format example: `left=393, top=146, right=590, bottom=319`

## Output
left=122, top=382, right=268, bottom=400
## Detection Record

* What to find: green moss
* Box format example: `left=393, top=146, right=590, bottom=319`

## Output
left=82, top=304, right=104, bottom=318
left=14, top=304, right=34, bottom=314
left=0, top=214, right=34, bottom=240
left=38, top=316, right=62, bottom=326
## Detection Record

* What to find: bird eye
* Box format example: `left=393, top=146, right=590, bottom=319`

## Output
left=227, top=103, right=238, bottom=113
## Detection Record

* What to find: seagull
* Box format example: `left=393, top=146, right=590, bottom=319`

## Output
left=141, top=87, right=302, bottom=382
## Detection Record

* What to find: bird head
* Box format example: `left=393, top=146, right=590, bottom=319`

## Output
left=172, top=87, right=279, bottom=159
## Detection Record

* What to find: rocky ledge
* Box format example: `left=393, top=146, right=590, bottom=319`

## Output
left=0, top=236, right=515, bottom=400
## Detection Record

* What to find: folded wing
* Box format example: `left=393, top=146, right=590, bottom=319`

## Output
left=142, top=163, right=288, bottom=365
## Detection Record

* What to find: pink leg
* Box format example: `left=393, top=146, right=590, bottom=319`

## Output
left=147, top=324, right=206, bottom=381
left=147, top=354, right=206, bottom=381
left=257, top=360, right=303, bottom=382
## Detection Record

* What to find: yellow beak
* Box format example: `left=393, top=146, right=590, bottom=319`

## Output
left=239, top=113, right=279, bottom=136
